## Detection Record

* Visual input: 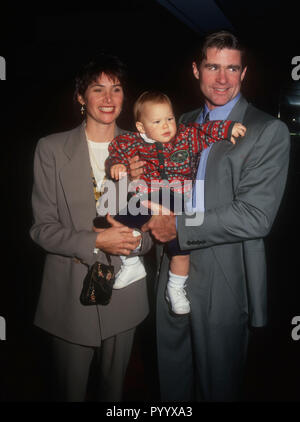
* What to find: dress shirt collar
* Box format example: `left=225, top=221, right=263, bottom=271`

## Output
left=201, top=93, right=241, bottom=122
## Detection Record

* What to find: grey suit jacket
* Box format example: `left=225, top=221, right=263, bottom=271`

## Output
left=173, top=96, right=290, bottom=327
left=30, top=122, right=151, bottom=346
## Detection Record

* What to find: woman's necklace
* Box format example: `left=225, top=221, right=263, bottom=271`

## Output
left=86, top=134, right=108, bottom=199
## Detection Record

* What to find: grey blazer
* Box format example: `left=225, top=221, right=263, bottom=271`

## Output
left=30, top=123, right=151, bottom=346
left=167, top=96, right=290, bottom=327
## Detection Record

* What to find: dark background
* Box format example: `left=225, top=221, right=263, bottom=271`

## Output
left=0, top=0, right=300, bottom=402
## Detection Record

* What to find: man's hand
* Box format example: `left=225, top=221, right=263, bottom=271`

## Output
left=141, top=200, right=177, bottom=243
left=94, top=214, right=141, bottom=255
left=128, top=155, right=146, bottom=180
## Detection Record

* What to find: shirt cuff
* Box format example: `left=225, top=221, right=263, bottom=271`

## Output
left=132, top=229, right=142, bottom=252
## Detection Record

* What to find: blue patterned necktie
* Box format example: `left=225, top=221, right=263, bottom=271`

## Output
left=191, top=111, right=210, bottom=208
left=203, top=112, right=210, bottom=123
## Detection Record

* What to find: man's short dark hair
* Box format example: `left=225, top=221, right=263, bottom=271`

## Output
left=74, top=52, right=127, bottom=99
left=195, top=30, right=247, bottom=69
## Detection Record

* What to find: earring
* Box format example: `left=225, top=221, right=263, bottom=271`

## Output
left=81, top=104, right=86, bottom=115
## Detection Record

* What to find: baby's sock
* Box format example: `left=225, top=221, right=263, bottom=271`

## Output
left=168, top=270, right=188, bottom=288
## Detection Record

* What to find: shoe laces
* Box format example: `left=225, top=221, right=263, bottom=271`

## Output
left=168, top=285, right=187, bottom=300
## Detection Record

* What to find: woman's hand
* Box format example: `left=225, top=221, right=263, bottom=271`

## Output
left=94, top=214, right=141, bottom=255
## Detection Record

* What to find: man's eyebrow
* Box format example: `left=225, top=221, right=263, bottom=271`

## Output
left=204, top=63, right=241, bottom=69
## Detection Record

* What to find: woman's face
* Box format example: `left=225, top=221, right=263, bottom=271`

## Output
left=78, top=72, right=124, bottom=126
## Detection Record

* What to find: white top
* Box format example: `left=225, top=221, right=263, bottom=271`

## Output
left=87, top=139, right=110, bottom=192
left=87, top=137, right=142, bottom=253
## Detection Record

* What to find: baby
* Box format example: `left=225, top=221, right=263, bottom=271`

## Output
left=96, top=91, right=246, bottom=315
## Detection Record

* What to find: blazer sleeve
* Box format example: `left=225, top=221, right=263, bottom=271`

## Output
left=30, top=137, right=98, bottom=265
left=30, top=137, right=153, bottom=264
left=177, top=119, right=290, bottom=249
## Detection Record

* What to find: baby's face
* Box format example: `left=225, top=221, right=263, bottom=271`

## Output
left=137, top=101, right=177, bottom=143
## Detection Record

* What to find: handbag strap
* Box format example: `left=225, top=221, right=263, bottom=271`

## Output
left=105, top=253, right=112, bottom=265
left=76, top=251, right=112, bottom=268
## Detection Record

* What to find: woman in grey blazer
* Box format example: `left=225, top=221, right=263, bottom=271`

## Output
left=30, top=53, right=152, bottom=401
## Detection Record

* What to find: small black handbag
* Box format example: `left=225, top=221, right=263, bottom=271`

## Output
left=80, top=255, right=115, bottom=306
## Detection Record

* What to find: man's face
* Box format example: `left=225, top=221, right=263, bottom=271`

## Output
left=193, top=47, right=247, bottom=110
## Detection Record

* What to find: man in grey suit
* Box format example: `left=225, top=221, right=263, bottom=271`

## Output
left=141, top=31, right=290, bottom=401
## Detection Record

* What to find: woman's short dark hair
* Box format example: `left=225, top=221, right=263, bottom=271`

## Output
left=74, top=52, right=127, bottom=99
left=195, top=30, right=247, bottom=69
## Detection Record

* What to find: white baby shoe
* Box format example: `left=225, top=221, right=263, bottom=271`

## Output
left=165, top=284, right=190, bottom=315
left=113, top=257, right=146, bottom=289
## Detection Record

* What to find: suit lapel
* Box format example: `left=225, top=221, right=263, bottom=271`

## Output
left=204, top=96, right=249, bottom=208
left=181, top=107, right=203, bottom=124
left=226, top=95, right=249, bottom=122
left=59, top=123, right=125, bottom=231
left=59, top=123, right=96, bottom=231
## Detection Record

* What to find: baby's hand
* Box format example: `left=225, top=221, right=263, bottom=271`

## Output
left=111, top=164, right=127, bottom=180
left=230, top=122, right=247, bottom=144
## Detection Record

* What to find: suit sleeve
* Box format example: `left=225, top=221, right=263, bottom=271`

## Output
left=30, top=138, right=98, bottom=265
left=177, top=119, right=290, bottom=249
left=130, top=231, right=153, bottom=258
